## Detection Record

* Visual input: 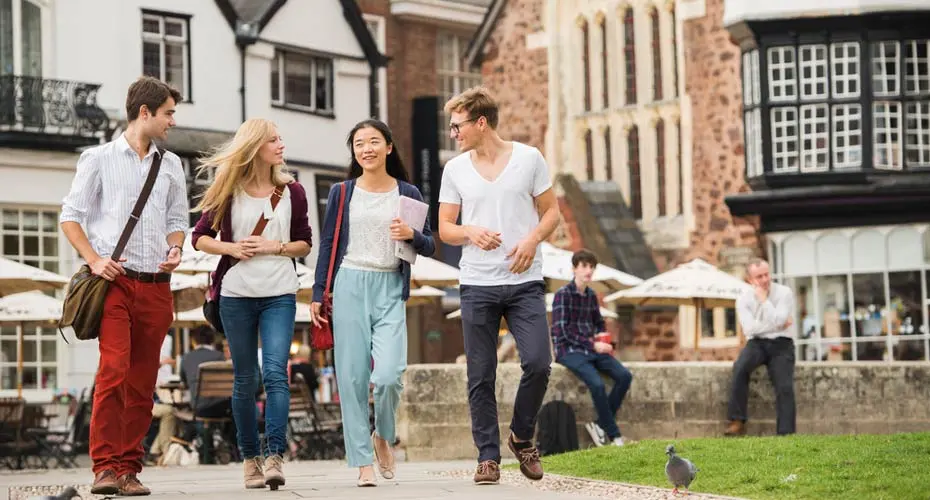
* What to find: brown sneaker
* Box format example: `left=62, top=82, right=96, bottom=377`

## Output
left=243, top=456, right=266, bottom=489
left=508, top=435, right=543, bottom=481
left=264, top=454, right=285, bottom=490
left=724, top=420, right=746, bottom=437
left=473, top=460, right=500, bottom=485
left=117, top=473, right=151, bottom=496
left=90, top=469, right=119, bottom=495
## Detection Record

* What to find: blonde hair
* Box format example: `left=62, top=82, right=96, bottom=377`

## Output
left=443, top=85, right=500, bottom=129
left=193, top=118, right=293, bottom=230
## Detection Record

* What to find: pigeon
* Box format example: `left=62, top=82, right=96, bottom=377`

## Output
left=665, top=444, right=699, bottom=495
left=29, top=486, right=80, bottom=500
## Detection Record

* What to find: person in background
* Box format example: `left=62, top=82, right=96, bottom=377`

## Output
left=309, top=119, right=435, bottom=487
left=191, top=118, right=312, bottom=490
left=179, top=327, right=228, bottom=456
left=550, top=249, right=633, bottom=447
left=149, top=334, right=178, bottom=461
left=725, top=258, right=797, bottom=437
left=289, top=345, right=319, bottom=397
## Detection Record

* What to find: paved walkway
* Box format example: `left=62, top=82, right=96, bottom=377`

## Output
left=0, top=461, right=596, bottom=500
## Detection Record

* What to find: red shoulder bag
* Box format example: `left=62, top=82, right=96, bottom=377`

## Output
left=310, top=183, right=346, bottom=351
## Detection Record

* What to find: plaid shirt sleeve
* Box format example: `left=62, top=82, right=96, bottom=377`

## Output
left=550, top=288, right=570, bottom=343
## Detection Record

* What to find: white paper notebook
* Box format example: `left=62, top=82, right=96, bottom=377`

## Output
left=395, top=195, right=429, bottom=264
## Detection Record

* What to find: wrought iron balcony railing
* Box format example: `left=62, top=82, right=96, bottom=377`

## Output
left=0, top=75, right=110, bottom=144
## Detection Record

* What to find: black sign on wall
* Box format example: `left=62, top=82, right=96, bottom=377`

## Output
left=412, top=96, right=441, bottom=231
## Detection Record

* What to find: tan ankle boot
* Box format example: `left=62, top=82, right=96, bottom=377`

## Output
left=243, top=457, right=266, bottom=489
left=264, top=454, right=285, bottom=490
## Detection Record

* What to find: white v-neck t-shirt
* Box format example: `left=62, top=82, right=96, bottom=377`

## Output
left=438, top=141, right=552, bottom=286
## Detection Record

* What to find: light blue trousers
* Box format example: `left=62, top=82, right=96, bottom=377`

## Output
left=332, top=267, right=407, bottom=468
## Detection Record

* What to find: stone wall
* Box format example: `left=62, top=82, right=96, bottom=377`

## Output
left=397, top=362, right=930, bottom=461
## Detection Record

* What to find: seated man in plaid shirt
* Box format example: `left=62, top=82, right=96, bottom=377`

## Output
left=550, top=249, right=633, bottom=447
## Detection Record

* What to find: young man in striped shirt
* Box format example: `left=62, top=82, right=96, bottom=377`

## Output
left=550, top=249, right=633, bottom=447
left=60, top=76, right=188, bottom=496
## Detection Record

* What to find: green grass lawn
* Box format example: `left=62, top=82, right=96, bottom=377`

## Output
left=510, top=433, right=930, bottom=499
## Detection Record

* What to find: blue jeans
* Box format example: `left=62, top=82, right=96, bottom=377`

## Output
left=558, top=351, right=633, bottom=439
left=219, top=294, right=296, bottom=458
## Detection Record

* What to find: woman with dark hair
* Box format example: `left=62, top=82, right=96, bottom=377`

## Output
left=310, top=119, right=435, bottom=486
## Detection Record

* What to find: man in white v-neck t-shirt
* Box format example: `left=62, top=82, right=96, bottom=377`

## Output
left=438, top=86, right=561, bottom=485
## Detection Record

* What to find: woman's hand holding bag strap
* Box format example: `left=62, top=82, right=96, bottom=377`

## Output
left=202, top=187, right=284, bottom=333
left=310, top=183, right=346, bottom=351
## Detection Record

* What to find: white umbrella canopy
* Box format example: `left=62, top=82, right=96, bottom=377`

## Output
left=0, top=291, right=63, bottom=323
left=540, top=243, right=642, bottom=293
left=603, top=258, right=751, bottom=354
left=446, top=292, right=618, bottom=320
left=0, top=257, right=69, bottom=296
left=410, top=256, right=459, bottom=287
left=603, top=258, right=750, bottom=309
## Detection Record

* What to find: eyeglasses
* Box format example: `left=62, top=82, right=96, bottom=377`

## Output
left=449, top=118, right=477, bottom=134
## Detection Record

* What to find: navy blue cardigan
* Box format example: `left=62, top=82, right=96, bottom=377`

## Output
left=312, top=179, right=436, bottom=303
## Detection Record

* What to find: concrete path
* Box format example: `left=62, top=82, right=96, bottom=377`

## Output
left=0, top=461, right=594, bottom=500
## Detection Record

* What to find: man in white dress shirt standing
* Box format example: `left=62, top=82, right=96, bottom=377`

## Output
left=60, top=76, right=188, bottom=496
left=726, top=258, right=798, bottom=437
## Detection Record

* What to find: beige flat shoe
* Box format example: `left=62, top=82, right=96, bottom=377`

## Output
left=357, top=472, right=377, bottom=487
left=371, top=431, right=396, bottom=480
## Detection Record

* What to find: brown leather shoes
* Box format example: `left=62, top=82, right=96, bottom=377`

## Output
left=507, top=435, right=544, bottom=481
left=118, top=473, right=151, bottom=496
left=473, top=460, right=500, bottom=485
left=91, top=469, right=119, bottom=495
left=724, top=420, right=746, bottom=437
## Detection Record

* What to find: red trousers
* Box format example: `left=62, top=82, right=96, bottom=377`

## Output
left=90, top=276, right=173, bottom=476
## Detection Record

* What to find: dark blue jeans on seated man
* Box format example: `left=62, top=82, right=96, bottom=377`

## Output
left=557, top=351, right=633, bottom=440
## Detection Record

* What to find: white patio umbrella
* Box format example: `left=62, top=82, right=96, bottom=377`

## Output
left=0, top=257, right=70, bottom=296
left=540, top=243, right=643, bottom=293
left=0, top=291, right=63, bottom=397
left=603, top=258, right=751, bottom=352
left=410, top=256, right=459, bottom=288
left=446, top=292, right=619, bottom=320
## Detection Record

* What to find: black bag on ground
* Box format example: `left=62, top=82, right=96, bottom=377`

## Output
left=535, top=400, right=579, bottom=456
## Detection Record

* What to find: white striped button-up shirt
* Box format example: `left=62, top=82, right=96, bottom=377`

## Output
left=60, top=134, right=189, bottom=273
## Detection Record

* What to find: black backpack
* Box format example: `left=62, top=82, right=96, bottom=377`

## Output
left=535, top=400, right=579, bottom=456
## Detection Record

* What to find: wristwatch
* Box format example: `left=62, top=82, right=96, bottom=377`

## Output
left=277, top=242, right=286, bottom=256
left=167, top=244, right=182, bottom=256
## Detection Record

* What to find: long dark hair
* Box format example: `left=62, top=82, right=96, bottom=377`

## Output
left=346, top=119, right=410, bottom=182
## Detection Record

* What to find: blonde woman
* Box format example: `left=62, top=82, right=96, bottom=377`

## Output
left=191, top=119, right=312, bottom=490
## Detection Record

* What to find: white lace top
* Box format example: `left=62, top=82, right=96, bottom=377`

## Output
left=341, top=185, right=401, bottom=272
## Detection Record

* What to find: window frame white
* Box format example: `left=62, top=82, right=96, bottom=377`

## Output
left=0, top=0, right=48, bottom=77
left=0, top=205, right=63, bottom=398
left=437, top=31, right=483, bottom=153
left=270, top=49, right=335, bottom=116
left=141, top=11, right=190, bottom=101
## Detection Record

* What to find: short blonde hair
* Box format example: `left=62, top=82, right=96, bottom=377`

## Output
left=443, top=86, right=500, bottom=129
left=746, top=257, right=769, bottom=272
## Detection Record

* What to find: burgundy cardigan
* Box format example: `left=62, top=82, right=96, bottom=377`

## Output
left=191, top=181, right=313, bottom=300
